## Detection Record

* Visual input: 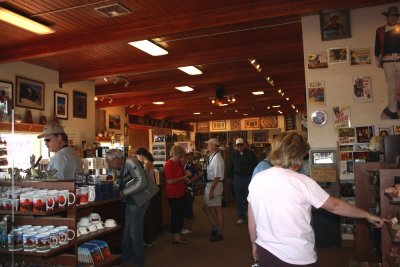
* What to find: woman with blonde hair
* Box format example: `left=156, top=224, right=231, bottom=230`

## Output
left=164, top=145, right=190, bottom=244
left=248, top=131, right=384, bottom=266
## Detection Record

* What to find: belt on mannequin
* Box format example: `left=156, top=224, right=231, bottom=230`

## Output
left=382, top=59, right=400, bottom=63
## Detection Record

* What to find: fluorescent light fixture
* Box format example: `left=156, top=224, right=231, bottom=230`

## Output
left=252, top=91, right=264, bottom=95
left=193, top=112, right=201, bottom=115
left=218, top=103, right=228, bottom=107
left=272, top=105, right=281, bottom=108
left=0, top=7, right=55, bottom=35
left=178, top=66, right=203, bottom=75
left=128, top=40, right=168, bottom=56
left=175, top=86, right=194, bottom=92
left=243, top=113, right=248, bottom=116
left=152, top=101, right=165, bottom=105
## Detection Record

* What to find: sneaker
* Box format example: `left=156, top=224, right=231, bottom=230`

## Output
left=237, top=219, right=245, bottom=224
left=210, top=234, right=223, bottom=242
left=382, top=107, right=399, bottom=119
left=180, top=229, right=192, bottom=234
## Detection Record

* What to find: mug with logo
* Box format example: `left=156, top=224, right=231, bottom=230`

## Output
left=89, top=213, right=101, bottom=223
left=35, top=232, right=58, bottom=253
left=55, top=226, right=75, bottom=244
left=20, top=193, right=33, bottom=212
left=79, top=186, right=89, bottom=204
left=22, top=231, right=37, bottom=251
left=88, top=185, right=96, bottom=202
left=58, top=190, right=75, bottom=207
left=33, top=193, right=55, bottom=212
left=2, top=199, right=11, bottom=210
left=7, top=230, right=23, bottom=251
left=46, top=229, right=60, bottom=248
left=47, top=190, right=59, bottom=210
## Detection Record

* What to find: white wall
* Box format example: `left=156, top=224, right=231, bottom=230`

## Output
left=302, top=3, right=397, bottom=149
left=0, top=61, right=96, bottom=146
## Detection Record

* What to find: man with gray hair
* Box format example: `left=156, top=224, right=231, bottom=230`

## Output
left=37, top=121, right=82, bottom=179
left=106, top=149, right=159, bottom=267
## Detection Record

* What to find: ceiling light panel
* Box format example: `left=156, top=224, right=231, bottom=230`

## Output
left=252, top=91, right=264, bottom=95
left=128, top=40, right=168, bottom=56
left=178, top=66, right=203, bottom=75
left=152, top=101, right=165, bottom=105
left=175, top=86, right=194, bottom=92
left=0, top=7, right=55, bottom=35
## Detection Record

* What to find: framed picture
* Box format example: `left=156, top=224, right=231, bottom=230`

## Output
left=211, top=120, right=226, bottom=130
left=320, top=9, right=351, bottom=41
left=350, top=48, right=372, bottom=66
left=15, top=76, right=45, bottom=110
left=0, top=80, right=13, bottom=116
left=307, top=52, right=328, bottom=69
left=253, top=131, right=268, bottom=143
left=109, top=114, right=121, bottom=129
left=230, top=119, right=241, bottom=131
left=73, top=91, right=87, bottom=119
left=308, top=81, right=325, bottom=106
left=54, top=92, right=68, bottom=120
left=244, top=118, right=259, bottom=129
left=259, top=116, right=278, bottom=128
left=328, top=47, right=349, bottom=64
left=124, top=123, right=129, bottom=136
left=196, top=121, right=209, bottom=132
left=373, top=126, right=394, bottom=137
left=353, top=75, right=372, bottom=103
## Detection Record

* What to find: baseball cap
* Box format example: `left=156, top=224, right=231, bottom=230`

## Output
left=236, top=138, right=245, bottom=145
left=37, top=122, right=65, bottom=138
left=205, top=138, right=219, bottom=146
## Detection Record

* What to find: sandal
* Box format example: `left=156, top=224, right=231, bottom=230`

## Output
left=172, top=239, right=188, bottom=245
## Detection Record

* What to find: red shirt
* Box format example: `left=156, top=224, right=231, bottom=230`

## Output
left=164, top=159, right=186, bottom=198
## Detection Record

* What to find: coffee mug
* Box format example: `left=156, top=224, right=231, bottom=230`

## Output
left=58, top=190, right=75, bottom=207
left=88, top=224, right=97, bottom=233
left=8, top=230, right=23, bottom=251
left=79, top=217, right=91, bottom=227
left=94, top=221, right=105, bottom=230
left=35, top=232, right=58, bottom=253
left=89, top=213, right=101, bottom=223
left=3, top=199, right=11, bottom=210
left=105, top=219, right=117, bottom=228
left=79, top=186, right=89, bottom=204
left=47, top=190, right=59, bottom=210
left=23, top=231, right=37, bottom=251
left=76, top=187, right=81, bottom=205
left=47, top=229, right=60, bottom=248
left=33, top=193, right=55, bottom=212
left=20, top=193, right=33, bottom=212
left=78, top=226, right=89, bottom=235
left=55, top=226, right=75, bottom=244
left=88, top=185, right=96, bottom=202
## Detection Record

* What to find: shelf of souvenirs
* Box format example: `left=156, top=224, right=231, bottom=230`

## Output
left=0, top=122, right=44, bottom=133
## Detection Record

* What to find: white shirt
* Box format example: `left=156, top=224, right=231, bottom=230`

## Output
left=48, top=146, right=82, bottom=179
left=248, top=167, right=329, bottom=265
left=207, top=151, right=224, bottom=181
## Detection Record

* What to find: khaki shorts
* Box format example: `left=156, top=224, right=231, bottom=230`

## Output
left=204, top=182, right=223, bottom=207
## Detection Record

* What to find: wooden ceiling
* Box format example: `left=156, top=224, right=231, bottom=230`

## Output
left=0, top=0, right=394, bottom=123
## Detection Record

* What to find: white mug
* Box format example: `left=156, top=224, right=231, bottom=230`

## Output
left=78, top=226, right=89, bottom=235
left=88, top=224, right=97, bottom=232
left=55, top=226, right=75, bottom=244
left=88, top=185, right=96, bottom=202
left=94, top=221, right=105, bottom=230
left=58, top=190, right=75, bottom=207
left=78, top=217, right=91, bottom=227
left=104, top=219, right=117, bottom=228
left=89, top=213, right=101, bottom=223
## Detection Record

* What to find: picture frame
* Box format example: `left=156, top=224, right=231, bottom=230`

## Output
left=73, top=91, right=87, bottom=119
left=15, top=76, right=45, bottom=110
left=54, top=92, right=68, bottom=120
left=350, top=48, right=372, bottom=66
left=196, top=121, right=209, bottom=132
left=0, top=80, right=13, bottom=118
left=308, top=81, right=325, bottom=106
left=259, top=116, right=278, bottom=128
left=307, top=52, right=328, bottom=69
left=328, top=47, right=349, bottom=64
left=109, top=114, right=121, bottom=129
left=253, top=131, right=268, bottom=143
left=211, top=120, right=226, bottom=130
left=245, top=118, right=259, bottom=129
left=320, top=9, right=351, bottom=41
left=352, top=75, right=372, bottom=103
left=124, top=123, right=129, bottom=136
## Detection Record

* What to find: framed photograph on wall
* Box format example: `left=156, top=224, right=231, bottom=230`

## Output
left=109, top=114, right=121, bottom=129
left=15, top=76, right=45, bottom=110
left=320, top=10, right=351, bottom=41
left=245, top=118, right=259, bottom=129
left=352, top=75, right=372, bottom=103
left=0, top=80, right=13, bottom=115
left=328, top=47, right=349, bottom=64
left=307, top=52, right=328, bottom=69
left=350, top=48, right=372, bottom=66
left=211, top=120, right=226, bottom=130
left=196, top=121, right=209, bottom=132
left=73, top=91, right=87, bottom=119
left=54, top=92, right=68, bottom=120
left=253, top=131, right=268, bottom=143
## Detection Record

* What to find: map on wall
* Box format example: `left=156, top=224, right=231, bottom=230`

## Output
left=230, top=119, right=241, bottom=131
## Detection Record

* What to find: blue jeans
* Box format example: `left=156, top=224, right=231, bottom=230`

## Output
left=121, top=201, right=150, bottom=267
left=233, top=174, right=251, bottom=220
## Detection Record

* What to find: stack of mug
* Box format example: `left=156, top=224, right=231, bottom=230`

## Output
left=7, top=224, right=75, bottom=253
left=0, top=186, right=76, bottom=213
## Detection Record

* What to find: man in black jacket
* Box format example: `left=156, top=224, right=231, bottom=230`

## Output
left=228, top=138, right=258, bottom=224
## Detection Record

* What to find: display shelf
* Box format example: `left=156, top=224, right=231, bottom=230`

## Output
left=76, top=197, right=121, bottom=210
left=0, top=122, right=44, bottom=133
left=388, top=255, right=400, bottom=267
left=95, top=253, right=121, bottom=267
left=385, top=193, right=400, bottom=205
left=385, top=222, right=400, bottom=244
left=0, top=206, right=69, bottom=215
left=0, top=241, right=75, bottom=257
left=77, top=225, right=122, bottom=244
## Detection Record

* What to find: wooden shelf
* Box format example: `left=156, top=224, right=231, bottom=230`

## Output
left=0, top=122, right=44, bottom=132
left=78, top=225, right=122, bottom=244
left=0, top=206, right=69, bottom=216
left=0, top=241, right=75, bottom=257
left=385, top=193, right=400, bottom=205
left=93, top=253, right=121, bottom=267
left=77, top=197, right=121, bottom=210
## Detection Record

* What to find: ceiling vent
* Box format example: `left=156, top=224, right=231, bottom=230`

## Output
left=95, top=3, right=132, bottom=18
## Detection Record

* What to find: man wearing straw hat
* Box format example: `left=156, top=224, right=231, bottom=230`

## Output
left=375, top=6, right=400, bottom=119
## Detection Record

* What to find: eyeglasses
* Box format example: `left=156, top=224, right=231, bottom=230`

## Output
left=44, top=137, right=54, bottom=143
left=236, top=143, right=244, bottom=146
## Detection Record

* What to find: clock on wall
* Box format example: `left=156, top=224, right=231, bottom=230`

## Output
left=311, top=110, right=327, bottom=126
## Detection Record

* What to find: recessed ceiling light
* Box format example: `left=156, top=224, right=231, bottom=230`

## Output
left=175, top=86, right=194, bottom=92
left=178, top=66, right=203, bottom=75
left=252, top=91, right=264, bottom=95
left=193, top=112, right=201, bottom=115
left=278, top=110, right=283, bottom=114
left=267, top=106, right=271, bottom=109
left=0, top=7, right=55, bottom=35
left=128, top=40, right=168, bottom=56
left=218, top=103, right=228, bottom=107
left=210, top=112, right=213, bottom=115
left=272, top=105, right=281, bottom=108
left=243, top=113, right=248, bottom=116
left=152, top=101, right=165, bottom=105
left=235, top=109, right=238, bottom=112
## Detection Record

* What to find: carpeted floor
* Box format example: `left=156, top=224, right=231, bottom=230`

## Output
left=142, top=197, right=356, bottom=267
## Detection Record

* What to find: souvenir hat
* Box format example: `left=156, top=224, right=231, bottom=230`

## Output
left=235, top=138, right=245, bottom=145
left=205, top=138, right=219, bottom=146
left=37, top=122, right=65, bottom=138
left=382, top=6, right=399, bottom=16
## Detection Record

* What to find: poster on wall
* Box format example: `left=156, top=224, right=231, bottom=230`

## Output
left=308, top=81, right=325, bottom=106
left=373, top=126, right=394, bottom=137
left=307, top=52, right=328, bottom=69
left=338, top=127, right=356, bottom=144
left=352, top=75, right=372, bottom=102
left=230, top=119, right=241, bottom=131
left=350, top=48, right=372, bottom=65
left=328, top=47, right=349, bottom=64
left=394, top=125, right=400, bottom=135
left=333, top=106, right=351, bottom=128
left=355, top=126, right=373, bottom=143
